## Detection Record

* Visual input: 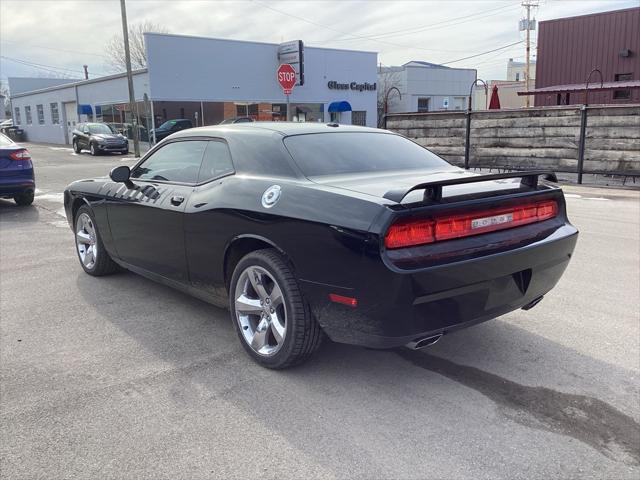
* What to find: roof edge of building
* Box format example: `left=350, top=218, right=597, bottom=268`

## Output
left=10, top=69, right=148, bottom=99
left=539, top=6, right=639, bottom=25
left=143, top=32, right=377, bottom=55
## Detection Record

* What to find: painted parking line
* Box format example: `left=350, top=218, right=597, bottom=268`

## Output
left=564, top=193, right=611, bottom=201
left=35, top=193, right=64, bottom=203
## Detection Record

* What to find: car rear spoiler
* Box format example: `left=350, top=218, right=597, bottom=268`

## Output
left=382, top=170, right=558, bottom=204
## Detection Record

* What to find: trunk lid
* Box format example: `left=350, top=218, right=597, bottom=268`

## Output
left=309, top=169, right=527, bottom=204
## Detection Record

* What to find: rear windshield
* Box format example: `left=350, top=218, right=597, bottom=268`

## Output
left=283, top=132, right=448, bottom=177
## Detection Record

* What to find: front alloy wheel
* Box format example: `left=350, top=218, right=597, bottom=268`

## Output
left=76, top=212, right=98, bottom=270
left=90, top=143, right=97, bottom=156
left=74, top=206, right=118, bottom=276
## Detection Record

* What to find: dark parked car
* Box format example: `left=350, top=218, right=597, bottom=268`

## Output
left=0, top=132, right=35, bottom=206
left=64, top=123, right=578, bottom=368
left=73, top=123, right=129, bottom=156
left=219, top=116, right=254, bottom=124
left=150, top=119, right=193, bottom=142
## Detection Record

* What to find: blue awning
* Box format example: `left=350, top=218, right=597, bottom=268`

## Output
left=328, top=101, right=352, bottom=113
left=77, top=104, right=93, bottom=115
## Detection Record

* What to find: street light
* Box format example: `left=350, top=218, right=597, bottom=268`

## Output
left=382, top=86, right=401, bottom=128
left=464, top=79, right=488, bottom=169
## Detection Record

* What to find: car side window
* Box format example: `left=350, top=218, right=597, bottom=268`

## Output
left=197, top=140, right=234, bottom=183
left=132, top=140, right=208, bottom=184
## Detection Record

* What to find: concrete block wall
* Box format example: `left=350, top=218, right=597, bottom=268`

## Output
left=386, top=105, right=640, bottom=175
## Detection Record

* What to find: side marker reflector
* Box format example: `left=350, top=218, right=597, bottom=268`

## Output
left=329, top=293, right=358, bottom=308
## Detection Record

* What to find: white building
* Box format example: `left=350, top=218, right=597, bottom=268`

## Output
left=378, top=61, right=477, bottom=120
left=472, top=59, right=537, bottom=110
left=9, top=33, right=378, bottom=144
left=507, top=58, right=536, bottom=82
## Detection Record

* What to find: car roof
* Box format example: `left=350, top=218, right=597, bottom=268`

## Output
left=173, top=122, right=385, bottom=138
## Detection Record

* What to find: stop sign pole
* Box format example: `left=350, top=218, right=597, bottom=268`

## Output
left=277, top=64, right=297, bottom=121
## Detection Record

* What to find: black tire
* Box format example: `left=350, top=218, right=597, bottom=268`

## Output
left=229, top=249, right=323, bottom=369
left=74, top=205, right=118, bottom=276
left=73, top=140, right=81, bottom=153
left=89, top=142, right=98, bottom=156
left=14, top=190, right=34, bottom=206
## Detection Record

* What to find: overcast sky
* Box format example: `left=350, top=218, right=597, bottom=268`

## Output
left=1, top=0, right=636, bottom=88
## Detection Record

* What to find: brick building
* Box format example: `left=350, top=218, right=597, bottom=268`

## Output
left=534, top=7, right=640, bottom=106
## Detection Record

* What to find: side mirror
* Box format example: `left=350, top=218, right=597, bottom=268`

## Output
left=109, top=165, right=131, bottom=183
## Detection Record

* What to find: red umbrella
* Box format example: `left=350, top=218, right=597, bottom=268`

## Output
left=488, top=85, right=501, bottom=109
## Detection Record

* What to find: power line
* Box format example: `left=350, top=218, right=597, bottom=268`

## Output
left=1, top=40, right=108, bottom=58
left=440, top=40, right=524, bottom=65
left=253, top=0, right=469, bottom=54
left=1, top=55, right=84, bottom=77
left=337, top=2, right=522, bottom=41
left=1, top=55, right=109, bottom=78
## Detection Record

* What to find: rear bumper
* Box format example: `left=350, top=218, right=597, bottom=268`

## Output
left=301, top=224, right=578, bottom=348
left=0, top=176, right=35, bottom=197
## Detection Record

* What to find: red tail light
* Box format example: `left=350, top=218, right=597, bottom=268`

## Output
left=385, top=200, right=558, bottom=249
left=9, top=149, right=31, bottom=161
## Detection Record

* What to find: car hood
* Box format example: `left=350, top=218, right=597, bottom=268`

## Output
left=308, top=168, right=527, bottom=202
left=92, top=133, right=125, bottom=140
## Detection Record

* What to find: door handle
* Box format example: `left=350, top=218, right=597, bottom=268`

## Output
left=170, top=195, right=185, bottom=206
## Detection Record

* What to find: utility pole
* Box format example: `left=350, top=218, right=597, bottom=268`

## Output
left=120, top=0, right=140, bottom=157
left=521, top=0, right=538, bottom=108
left=83, top=65, right=88, bottom=80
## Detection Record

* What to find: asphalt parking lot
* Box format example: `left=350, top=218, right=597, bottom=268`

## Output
left=1, top=142, right=639, bottom=479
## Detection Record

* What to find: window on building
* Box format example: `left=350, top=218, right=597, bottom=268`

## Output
left=613, top=73, right=632, bottom=100
left=454, top=97, right=466, bottom=110
left=50, top=103, right=60, bottom=124
left=515, top=72, right=520, bottom=81
left=290, top=103, right=324, bottom=123
left=36, top=104, right=45, bottom=125
left=417, top=98, right=430, bottom=112
left=14, top=107, right=21, bottom=125
left=351, top=111, right=367, bottom=126
left=25, top=106, right=32, bottom=124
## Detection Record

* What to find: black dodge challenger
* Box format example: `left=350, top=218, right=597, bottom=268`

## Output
left=64, top=123, right=578, bottom=368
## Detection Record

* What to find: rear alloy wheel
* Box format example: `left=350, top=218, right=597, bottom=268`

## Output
left=14, top=190, right=34, bottom=206
left=73, top=140, right=81, bottom=154
left=89, top=143, right=98, bottom=156
left=230, top=249, right=323, bottom=369
left=74, top=206, right=118, bottom=276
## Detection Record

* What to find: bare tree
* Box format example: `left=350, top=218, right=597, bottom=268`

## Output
left=0, top=82, right=10, bottom=118
left=377, top=68, right=403, bottom=128
left=105, top=21, right=168, bottom=72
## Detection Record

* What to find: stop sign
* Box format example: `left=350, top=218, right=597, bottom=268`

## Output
left=277, top=64, right=297, bottom=95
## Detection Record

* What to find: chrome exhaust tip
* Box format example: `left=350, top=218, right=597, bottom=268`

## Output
left=405, top=333, right=443, bottom=350
left=522, top=295, right=544, bottom=311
